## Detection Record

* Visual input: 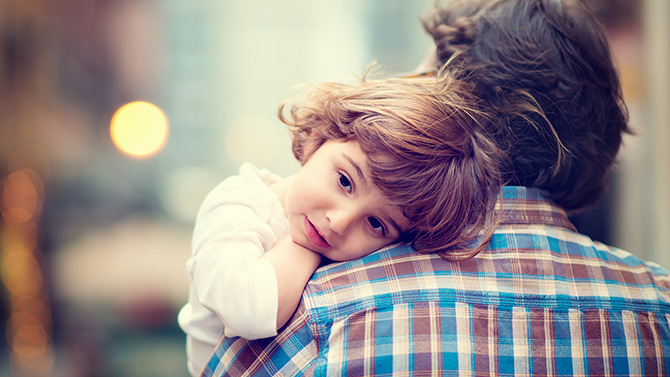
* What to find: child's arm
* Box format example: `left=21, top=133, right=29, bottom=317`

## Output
left=185, top=169, right=317, bottom=341
left=185, top=168, right=320, bottom=340
left=262, top=235, right=322, bottom=329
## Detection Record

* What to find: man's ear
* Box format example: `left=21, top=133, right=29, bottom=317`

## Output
left=415, top=45, right=439, bottom=72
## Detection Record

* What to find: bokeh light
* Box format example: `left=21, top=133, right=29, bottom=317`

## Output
left=1, top=167, right=53, bottom=376
left=110, top=101, right=169, bottom=158
left=1, top=169, right=44, bottom=225
left=1, top=251, right=43, bottom=298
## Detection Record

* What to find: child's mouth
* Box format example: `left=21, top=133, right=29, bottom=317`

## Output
left=304, top=217, right=331, bottom=249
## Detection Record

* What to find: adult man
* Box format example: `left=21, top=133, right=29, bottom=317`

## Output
left=203, top=0, right=670, bottom=375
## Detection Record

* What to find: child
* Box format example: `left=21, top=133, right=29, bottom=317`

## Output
left=178, top=71, right=505, bottom=376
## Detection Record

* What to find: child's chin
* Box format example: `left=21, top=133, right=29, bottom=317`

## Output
left=319, top=256, right=337, bottom=266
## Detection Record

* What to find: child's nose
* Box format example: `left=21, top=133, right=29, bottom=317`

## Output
left=326, top=208, right=357, bottom=235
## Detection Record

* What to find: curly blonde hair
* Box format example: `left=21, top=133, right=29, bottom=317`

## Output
left=279, top=72, right=504, bottom=260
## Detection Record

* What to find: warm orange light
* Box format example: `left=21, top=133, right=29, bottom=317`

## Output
left=110, top=101, right=169, bottom=158
left=1, top=251, right=42, bottom=298
left=1, top=169, right=43, bottom=225
left=1, top=163, right=53, bottom=376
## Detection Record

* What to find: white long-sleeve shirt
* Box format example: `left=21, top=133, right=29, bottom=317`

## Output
left=177, top=163, right=289, bottom=376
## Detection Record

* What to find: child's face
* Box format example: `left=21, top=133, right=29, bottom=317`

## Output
left=284, top=139, right=410, bottom=261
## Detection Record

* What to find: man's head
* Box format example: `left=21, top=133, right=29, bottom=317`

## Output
left=423, top=0, right=631, bottom=212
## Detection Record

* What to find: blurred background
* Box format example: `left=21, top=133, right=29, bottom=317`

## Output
left=0, top=0, right=667, bottom=376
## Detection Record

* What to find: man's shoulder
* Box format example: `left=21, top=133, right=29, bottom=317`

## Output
left=203, top=304, right=317, bottom=377
left=305, top=226, right=670, bottom=316
left=304, top=246, right=456, bottom=318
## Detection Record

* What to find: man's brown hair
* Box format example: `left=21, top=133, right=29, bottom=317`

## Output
left=423, top=0, right=631, bottom=212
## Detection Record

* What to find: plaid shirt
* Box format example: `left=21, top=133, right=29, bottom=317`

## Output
left=203, top=187, right=670, bottom=376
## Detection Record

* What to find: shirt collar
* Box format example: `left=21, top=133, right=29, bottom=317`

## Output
left=497, top=186, right=577, bottom=232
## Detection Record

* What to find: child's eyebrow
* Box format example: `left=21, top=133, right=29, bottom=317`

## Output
left=342, top=153, right=367, bottom=185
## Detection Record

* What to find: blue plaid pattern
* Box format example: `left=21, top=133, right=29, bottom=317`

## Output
left=204, top=187, right=670, bottom=376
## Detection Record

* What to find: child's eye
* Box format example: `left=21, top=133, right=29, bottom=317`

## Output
left=338, top=172, right=353, bottom=193
left=368, top=217, right=386, bottom=236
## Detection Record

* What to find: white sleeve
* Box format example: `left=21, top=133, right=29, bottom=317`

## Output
left=186, top=182, right=280, bottom=340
